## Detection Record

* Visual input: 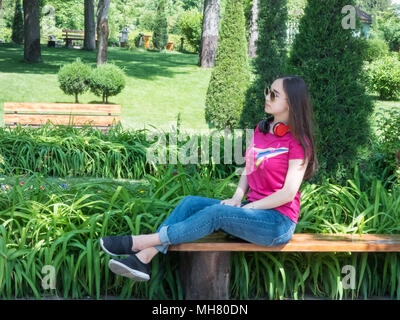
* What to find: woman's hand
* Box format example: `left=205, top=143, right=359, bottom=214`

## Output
left=220, top=197, right=242, bottom=207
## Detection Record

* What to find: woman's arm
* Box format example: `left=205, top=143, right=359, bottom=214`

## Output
left=232, top=167, right=249, bottom=200
left=242, top=158, right=308, bottom=210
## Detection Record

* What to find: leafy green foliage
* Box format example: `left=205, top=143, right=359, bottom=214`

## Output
left=0, top=160, right=400, bottom=299
left=0, top=116, right=399, bottom=299
left=89, top=63, right=126, bottom=104
left=205, top=0, right=250, bottom=130
left=365, top=53, right=400, bottom=100
left=176, top=9, right=203, bottom=53
left=364, top=38, right=390, bottom=63
left=57, top=58, right=92, bottom=103
left=0, top=27, right=13, bottom=43
left=50, top=0, right=84, bottom=31
left=373, top=4, right=400, bottom=52
left=374, top=107, right=400, bottom=181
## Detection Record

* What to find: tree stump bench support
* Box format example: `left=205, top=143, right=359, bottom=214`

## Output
left=3, top=102, right=121, bottom=133
left=169, top=232, right=400, bottom=300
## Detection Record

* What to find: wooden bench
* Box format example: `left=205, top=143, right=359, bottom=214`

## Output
left=168, top=232, right=400, bottom=299
left=62, top=29, right=98, bottom=48
left=62, top=29, right=84, bottom=48
left=3, top=102, right=121, bottom=133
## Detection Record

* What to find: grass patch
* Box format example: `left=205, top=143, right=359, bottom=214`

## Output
left=0, top=44, right=212, bottom=132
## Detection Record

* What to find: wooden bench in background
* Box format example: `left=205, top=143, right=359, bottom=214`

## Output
left=169, top=232, right=400, bottom=299
left=62, top=29, right=98, bottom=48
left=62, top=29, right=84, bottom=48
left=3, top=102, right=121, bottom=133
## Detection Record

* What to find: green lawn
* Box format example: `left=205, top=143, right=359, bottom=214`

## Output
left=0, top=44, right=212, bottom=132
left=0, top=43, right=398, bottom=135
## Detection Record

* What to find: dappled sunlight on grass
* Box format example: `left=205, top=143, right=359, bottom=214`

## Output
left=0, top=44, right=212, bottom=130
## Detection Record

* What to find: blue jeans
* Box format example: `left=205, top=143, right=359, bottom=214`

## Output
left=154, top=195, right=296, bottom=254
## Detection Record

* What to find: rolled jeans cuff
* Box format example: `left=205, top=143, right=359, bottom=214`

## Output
left=154, top=225, right=171, bottom=254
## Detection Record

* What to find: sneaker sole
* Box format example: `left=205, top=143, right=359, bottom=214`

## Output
left=108, top=259, right=150, bottom=282
left=100, top=238, right=137, bottom=257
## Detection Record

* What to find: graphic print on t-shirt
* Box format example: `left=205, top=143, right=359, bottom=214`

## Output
left=253, top=147, right=289, bottom=167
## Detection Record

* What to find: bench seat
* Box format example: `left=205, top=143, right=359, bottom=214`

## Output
left=3, top=102, right=121, bottom=131
left=169, top=232, right=400, bottom=252
left=169, top=232, right=400, bottom=299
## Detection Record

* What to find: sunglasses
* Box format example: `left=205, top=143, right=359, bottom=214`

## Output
left=264, top=86, right=287, bottom=102
left=264, top=86, right=277, bottom=101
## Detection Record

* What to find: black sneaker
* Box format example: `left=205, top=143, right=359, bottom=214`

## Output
left=100, top=235, right=137, bottom=256
left=108, top=255, right=151, bottom=281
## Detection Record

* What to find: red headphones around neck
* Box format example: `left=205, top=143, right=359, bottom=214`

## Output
left=269, top=121, right=290, bottom=137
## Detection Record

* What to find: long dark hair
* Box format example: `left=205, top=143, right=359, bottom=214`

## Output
left=257, top=75, right=318, bottom=181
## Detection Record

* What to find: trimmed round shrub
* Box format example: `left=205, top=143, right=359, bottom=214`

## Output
left=89, top=63, right=126, bottom=104
left=58, top=58, right=92, bottom=103
left=366, top=53, right=400, bottom=100
left=364, top=38, right=389, bottom=62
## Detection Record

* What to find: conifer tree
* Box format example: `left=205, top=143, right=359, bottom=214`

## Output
left=153, top=0, right=168, bottom=50
left=286, top=0, right=374, bottom=182
left=205, top=0, right=250, bottom=129
left=11, top=0, right=24, bottom=44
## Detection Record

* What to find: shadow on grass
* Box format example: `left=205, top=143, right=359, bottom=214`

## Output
left=0, top=43, right=200, bottom=80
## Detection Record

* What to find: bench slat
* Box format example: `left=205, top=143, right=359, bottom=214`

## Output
left=62, top=29, right=84, bottom=34
left=4, top=114, right=120, bottom=126
left=63, top=37, right=85, bottom=40
left=4, top=102, right=121, bottom=114
left=168, top=233, right=400, bottom=252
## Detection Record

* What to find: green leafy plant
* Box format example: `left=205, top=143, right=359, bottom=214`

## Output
left=89, top=63, right=126, bottom=104
left=1, top=163, right=400, bottom=299
left=58, top=58, right=92, bottom=103
left=0, top=27, right=13, bottom=43
left=374, top=107, right=400, bottom=182
left=364, top=38, right=389, bottom=63
left=365, top=53, right=400, bottom=100
left=177, top=9, right=203, bottom=53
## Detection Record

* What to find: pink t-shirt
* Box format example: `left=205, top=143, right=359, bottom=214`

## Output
left=244, top=122, right=310, bottom=224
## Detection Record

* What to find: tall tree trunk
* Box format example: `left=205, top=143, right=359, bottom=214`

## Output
left=23, top=0, right=41, bottom=63
left=198, top=0, right=220, bottom=68
left=0, top=0, right=3, bottom=21
left=96, top=0, right=110, bottom=65
left=84, top=0, right=96, bottom=50
left=248, top=0, right=259, bottom=58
